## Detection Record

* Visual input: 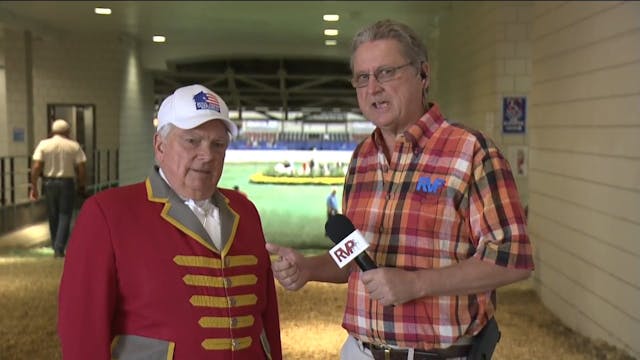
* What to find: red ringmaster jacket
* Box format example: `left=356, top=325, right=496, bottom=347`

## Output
left=58, top=167, right=282, bottom=360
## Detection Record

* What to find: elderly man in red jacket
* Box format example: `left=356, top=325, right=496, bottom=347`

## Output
left=58, top=84, right=282, bottom=360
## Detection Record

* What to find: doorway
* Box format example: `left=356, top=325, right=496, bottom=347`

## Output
left=46, top=104, right=96, bottom=187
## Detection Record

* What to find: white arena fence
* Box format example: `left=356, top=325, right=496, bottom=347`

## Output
left=225, top=149, right=354, bottom=164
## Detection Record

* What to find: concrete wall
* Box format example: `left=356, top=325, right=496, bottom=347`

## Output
left=117, top=36, right=155, bottom=186
left=3, top=30, right=127, bottom=155
left=30, top=33, right=125, bottom=151
left=1, top=28, right=155, bottom=190
left=436, top=1, right=639, bottom=357
left=437, top=2, right=531, bottom=206
left=529, top=1, right=640, bottom=357
left=3, top=29, right=30, bottom=157
left=0, top=62, right=7, bottom=156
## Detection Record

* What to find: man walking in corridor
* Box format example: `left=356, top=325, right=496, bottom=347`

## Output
left=30, top=119, right=86, bottom=258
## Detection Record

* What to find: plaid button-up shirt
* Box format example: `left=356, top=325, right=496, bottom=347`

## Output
left=341, top=103, right=534, bottom=350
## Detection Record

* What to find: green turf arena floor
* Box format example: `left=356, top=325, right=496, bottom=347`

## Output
left=219, top=163, right=341, bottom=250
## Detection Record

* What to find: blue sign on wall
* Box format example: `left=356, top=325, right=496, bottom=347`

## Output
left=13, top=127, right=25, bottom=142
left=502, top=96, right=526, bottom=134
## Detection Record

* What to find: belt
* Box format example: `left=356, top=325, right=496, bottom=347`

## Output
left=363, top=342, right=471, bottom=360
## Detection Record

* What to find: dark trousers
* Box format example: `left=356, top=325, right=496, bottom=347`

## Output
left=43, top=178, right=75, bottom=254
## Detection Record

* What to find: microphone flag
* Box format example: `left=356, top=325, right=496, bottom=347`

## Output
left=329, top=229, right=370, bottom=268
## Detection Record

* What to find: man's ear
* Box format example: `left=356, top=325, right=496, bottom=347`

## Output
left=153, top=133, right=164, bottom=155
left=420, top=62, right=431, bottom=95
left=420, top=62, right=430, bottom=82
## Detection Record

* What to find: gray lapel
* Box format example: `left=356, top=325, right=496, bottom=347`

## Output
left=211, top=191, right=239, bottom=252
left=146, top=167, right=216, bottom=252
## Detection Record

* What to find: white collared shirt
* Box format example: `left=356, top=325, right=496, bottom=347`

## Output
left=159, top=169, right=222, bottom=249
left=32, top=135, right=87, bottom=178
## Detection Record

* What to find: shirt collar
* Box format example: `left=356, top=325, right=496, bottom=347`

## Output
left=405, top=102, right=445, bottom=144
left=371, top=102, right=445, bottom=150
left=158, top=168, right=215, bottom=210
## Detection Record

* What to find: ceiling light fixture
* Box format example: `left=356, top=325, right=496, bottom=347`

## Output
left=325, top=39, right=337, bottom=46
left=152, top=35, right=166, bottom=43
left=323, top=14, right=339, bottom=22
left=324, top=29, right=339, bottom=36
left=94, top=8, right=112, bottom=15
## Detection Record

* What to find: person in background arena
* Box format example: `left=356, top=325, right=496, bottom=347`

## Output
left=326, top=187, right=339, bottom=221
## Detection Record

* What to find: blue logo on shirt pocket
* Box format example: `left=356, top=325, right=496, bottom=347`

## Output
left=416, top=177, right=445, bottom=194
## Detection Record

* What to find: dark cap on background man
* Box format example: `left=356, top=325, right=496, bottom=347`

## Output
left=156, top=84, right=238, bottom=137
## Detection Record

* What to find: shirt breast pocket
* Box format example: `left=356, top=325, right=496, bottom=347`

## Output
left=405, top=191, right=440, bottom=238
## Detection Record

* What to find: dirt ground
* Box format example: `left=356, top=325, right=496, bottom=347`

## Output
left=276, top=281, right=634, bottom=360
left=0, top=254, right=635, bottom=359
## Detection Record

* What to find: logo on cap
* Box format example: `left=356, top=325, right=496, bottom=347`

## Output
left=193, top=91, right=221, bottom=113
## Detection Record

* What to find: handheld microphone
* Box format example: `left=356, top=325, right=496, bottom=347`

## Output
left=325, top=214, right=377, bottom=271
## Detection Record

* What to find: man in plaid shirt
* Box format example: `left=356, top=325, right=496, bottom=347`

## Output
left=267, top=19, right=534, bottom=360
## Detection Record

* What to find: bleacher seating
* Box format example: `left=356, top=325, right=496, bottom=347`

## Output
left=229, top=130, right=359, bottom=151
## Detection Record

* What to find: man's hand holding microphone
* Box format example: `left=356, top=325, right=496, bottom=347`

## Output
left=266, top=214, right=420, bottom=306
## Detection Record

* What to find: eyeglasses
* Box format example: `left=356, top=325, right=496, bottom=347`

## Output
left=351, top=62, right=414, bottom=88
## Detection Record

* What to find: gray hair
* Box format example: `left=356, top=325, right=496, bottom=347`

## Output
left=351, top=19, right=430, bottom=98
left=157, top=123, right=174, bottom=139
left=156, top=122, right=233, bottom=142
left=350, top=19, right=429, bottom=72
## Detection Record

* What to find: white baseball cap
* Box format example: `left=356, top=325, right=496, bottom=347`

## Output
left=157, top=84, right=238, bottom=137
left=51, top=119, right=70, bottom=133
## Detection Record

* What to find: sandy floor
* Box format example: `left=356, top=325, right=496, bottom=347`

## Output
left=276, top=281, right=634, bottom=360
left=0, top=253, right=634, bottom=359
